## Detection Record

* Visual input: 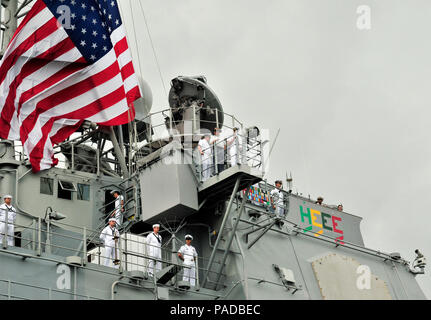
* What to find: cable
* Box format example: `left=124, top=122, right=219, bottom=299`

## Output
left=137, top=0, right=168, bottom=97
left=128, top=0, right=143, bottom=77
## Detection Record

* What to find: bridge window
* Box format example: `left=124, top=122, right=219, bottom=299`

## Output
left=40, top=177, right=53, bottom=195
left=58, top=180, right=76, bottom=200
left=77, top=184, right=90, bottom=201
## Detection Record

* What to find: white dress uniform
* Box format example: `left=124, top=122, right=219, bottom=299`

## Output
left=178, top=244, right=198, bottom=286
left=270, top=188, right=285, bottom=217
left=198, top=138, right=212, bottom=181
left=0, top=202, right=17, bottom=246
left=228, top=132, right=241, bottom=167
left=100, top=225, right=120, bottom=268
left=146, top=232, right=162, bottom=277
left=114, top=195, right=124, bottom=226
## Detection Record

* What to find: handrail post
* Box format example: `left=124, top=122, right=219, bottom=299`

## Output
left=71, top=143, right=75, bottom=171
left=37, top=217, right=41, bottom=256
left=32, top=219, right=36, bottom=250
left=118, top=235, right=123, bottom=274
left=74, top=266, right=77, bottom=300
left=199, top=154, right=203, bottom=183
left=124, top=234, right=128, bottom=271
left=195, top=256, right=200, bottom=291
left=46, top=218, right=51, bottom=254
left=83, top=227, right=87, bottom=265
left=235, top=134, right=240, bottom=166
left=214, top=141, right=218, bottom=175
left=153, top=266, right=158, bottom=300
left=96, top=148, right=100, bottom=176
left=2, top=208, right=8, bottom=249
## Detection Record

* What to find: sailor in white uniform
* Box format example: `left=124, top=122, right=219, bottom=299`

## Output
left=146, top=224, right=162, bottom=277
left=228, top=128, right=239, bottom=167
left=270, top=180, right=285, bottom=218
left=100, top=218, right=120, bottom=269
left=198, top=134, right=213, bottom=181
left=178, top=235, right=198, bottom=286
left=210, top=128, right=225, bottom=174
left=110, top=190, right=124, bottom=227
left=0, top=195, right=17, bottom=246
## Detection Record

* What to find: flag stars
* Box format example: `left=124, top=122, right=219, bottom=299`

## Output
left=41, top=0, right=123, bottom=65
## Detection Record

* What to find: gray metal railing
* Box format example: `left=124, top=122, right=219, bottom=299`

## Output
left=1, top=210, right=229, bottom=296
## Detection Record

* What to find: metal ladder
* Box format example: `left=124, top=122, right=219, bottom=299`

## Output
left=201, top=177, right=251, bottom=290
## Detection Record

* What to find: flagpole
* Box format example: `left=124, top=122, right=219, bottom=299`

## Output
left=0, top=0, right=18, bottom=154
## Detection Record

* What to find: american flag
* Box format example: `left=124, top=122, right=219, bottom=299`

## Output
left=0, top=0, right=141, bottom=172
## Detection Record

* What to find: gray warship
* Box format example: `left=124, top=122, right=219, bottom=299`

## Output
left=0, top=0, right=427, bottom=300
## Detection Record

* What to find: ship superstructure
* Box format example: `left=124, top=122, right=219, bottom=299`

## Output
left=0, top=0, right=427, bottom=300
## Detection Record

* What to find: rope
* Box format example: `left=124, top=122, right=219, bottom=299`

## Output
left=128, top=0, right=143, bottom=77
left=137, top=0, right=168, bottom=97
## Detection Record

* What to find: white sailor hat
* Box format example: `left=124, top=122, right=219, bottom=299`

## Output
left=3, top=195, right=12, bottom=199
left=185, top=234, right=193, bottom=240
left=109, top=218, right=117, bottom=222
left=110, top=190, right=120, bottom=195
left=152, top=224, right=160, bottom=228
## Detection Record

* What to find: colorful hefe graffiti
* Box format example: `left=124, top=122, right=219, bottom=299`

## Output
left=299, top=203, right=344, bottom=244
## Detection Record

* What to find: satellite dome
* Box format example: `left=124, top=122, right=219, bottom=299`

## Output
left=134, top=76, right=153, bottom=121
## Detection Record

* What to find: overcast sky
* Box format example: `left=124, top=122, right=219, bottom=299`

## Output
left=118, top=0, right=431, bottom=298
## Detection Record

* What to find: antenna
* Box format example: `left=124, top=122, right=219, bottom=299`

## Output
left=286, top=171, right=293, bottom=193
